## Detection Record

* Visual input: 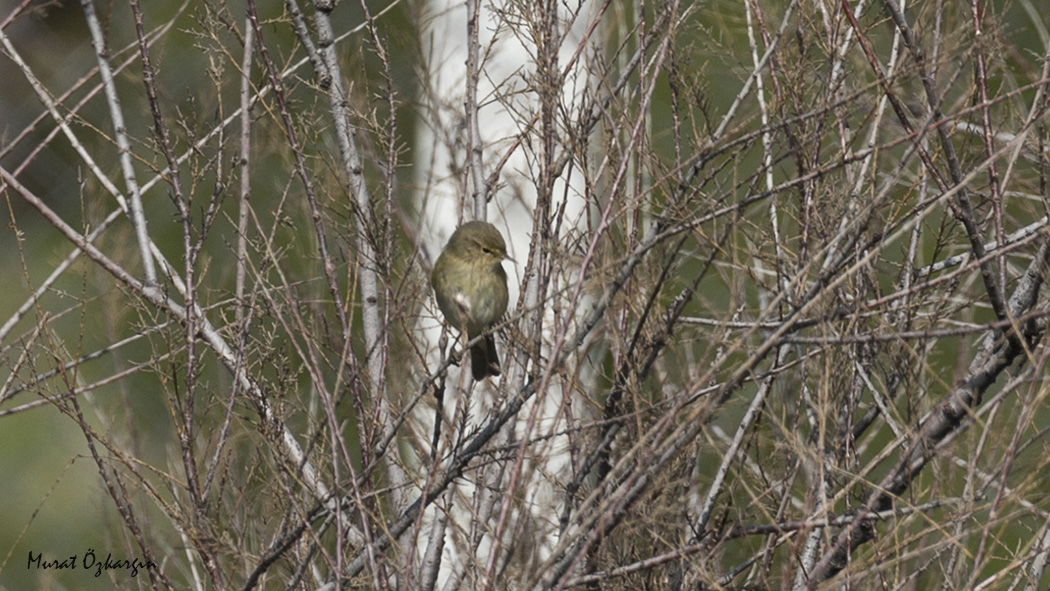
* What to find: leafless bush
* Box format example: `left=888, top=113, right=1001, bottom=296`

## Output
left=1, top=0, right=1049, bottom=590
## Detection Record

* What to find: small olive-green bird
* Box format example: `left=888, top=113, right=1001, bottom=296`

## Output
left=431, top=221, right=510, bottom=380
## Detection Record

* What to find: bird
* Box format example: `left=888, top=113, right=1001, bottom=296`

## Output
left=431, top=221, right=511, bottom=380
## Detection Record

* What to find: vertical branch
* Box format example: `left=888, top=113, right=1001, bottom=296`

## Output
left=877, top=0, right=1009, bottom=319
left=465, top=0, right=489, bottom=219
left=968, top=0, right=1005, bottom=290
left=235, top=22, right=255, bottom=326
left=80, top=0, right=157, bottom=283
left=310, top=0, right=407, bottom=503
left=128, top=0, right=207, bottom=517
left=243, top=0, right=350, bottom=340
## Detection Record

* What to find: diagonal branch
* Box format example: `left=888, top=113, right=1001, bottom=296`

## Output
left=806, top=239, right=1050, bottom=587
